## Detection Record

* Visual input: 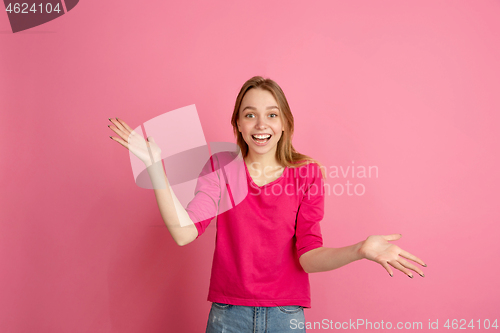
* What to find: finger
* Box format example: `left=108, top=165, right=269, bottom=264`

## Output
left=397, top=258, right=425, bottom=277
left=109, top=135, right=130, bottom=150
left=115, top=117, right=135, bottom=133
left=383, top=234, right=402, bottom=242
left=388, top=260, right=414, bottom=278
left=108, top=122, right=144, bottom=151
left=108, top=123, right=129, bottom=142
left=111, top=118, right=130, bottom=137
left=399, top=249, right=427, bottom=267
left=381, top=261, right=394, bottom=277
left=117, top=119, right=147, bottom=146
left=115, top=117, right=143, bottom=140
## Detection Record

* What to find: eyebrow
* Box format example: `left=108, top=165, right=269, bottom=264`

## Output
left=241, top=106, right=279, bottom=112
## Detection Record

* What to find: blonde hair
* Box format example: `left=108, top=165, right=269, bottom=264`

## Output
left=230, top=76, right=325, bottom=178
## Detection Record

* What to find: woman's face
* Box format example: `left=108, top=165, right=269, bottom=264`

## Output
left=237, top=88, right=284, bottom=159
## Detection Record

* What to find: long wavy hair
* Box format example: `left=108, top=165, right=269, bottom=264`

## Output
left=230, top=76, right=325, bottom=178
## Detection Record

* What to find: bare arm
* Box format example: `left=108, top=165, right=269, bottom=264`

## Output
left=299, top=234, right=426, bottom=277
left=146, top=160, right=198, bottom=246
left=108, top=117, right=198, bottom=246
left=299, top=243, right=364, bottom=273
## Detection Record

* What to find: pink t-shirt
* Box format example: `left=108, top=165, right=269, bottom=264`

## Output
left=186, top=151, right=324, bottom=308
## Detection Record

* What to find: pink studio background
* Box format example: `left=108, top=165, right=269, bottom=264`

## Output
left=1, top=1, right=499, bottom=332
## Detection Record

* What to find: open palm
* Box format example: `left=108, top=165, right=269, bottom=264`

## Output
left=359, top=234, right=426, bottom=278
left=108, top=117, right=162, bottom=166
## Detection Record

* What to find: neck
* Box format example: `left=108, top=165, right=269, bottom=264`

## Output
left=244, top=150, right=282, bottom=170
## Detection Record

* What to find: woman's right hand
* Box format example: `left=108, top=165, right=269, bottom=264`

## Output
left=108, top=117, right=162, bottom=166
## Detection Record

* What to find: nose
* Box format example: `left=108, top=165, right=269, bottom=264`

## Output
left=255, top=115, right=268, bottom=129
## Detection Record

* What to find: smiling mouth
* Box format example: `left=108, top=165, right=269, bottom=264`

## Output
left=251, top=134, right=272, bottom=144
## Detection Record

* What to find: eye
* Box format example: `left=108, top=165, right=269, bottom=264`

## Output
left=245, top=113, right=255, bottom=118
left=269, top=113, right=278, bottom=118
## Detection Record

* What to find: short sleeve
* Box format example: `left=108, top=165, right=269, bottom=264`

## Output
left=295, top=163, right=325, bottom=258
left=185, top=155, right=221, bottom=239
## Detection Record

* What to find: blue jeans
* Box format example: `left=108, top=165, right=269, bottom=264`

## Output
left=205, top=302, right=306, bottom=333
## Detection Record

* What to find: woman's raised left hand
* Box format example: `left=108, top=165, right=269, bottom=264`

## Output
left=358, top=234, right=426, bottom=278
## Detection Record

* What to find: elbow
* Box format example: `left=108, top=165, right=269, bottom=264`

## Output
left=303, top=264, right=319, bottom=274
left=302, top=266, right=314, bottom=274
left=171, top=222, right=198, bottom=246
left=175, top=237, right=194, bottom=246
left=299, top=257, right=313, bottom=274
left=299, top=247, right=324, bottom=274
left=174, top=231, right=197, bottom=246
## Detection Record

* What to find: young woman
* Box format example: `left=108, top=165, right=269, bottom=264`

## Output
left=108, top=76, right=426, bottom=332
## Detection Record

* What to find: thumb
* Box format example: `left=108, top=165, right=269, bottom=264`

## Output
left=383, top=233, right=402, bottom=242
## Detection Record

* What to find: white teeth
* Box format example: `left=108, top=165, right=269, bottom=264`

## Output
left=252, top=134, right=271, bottom=139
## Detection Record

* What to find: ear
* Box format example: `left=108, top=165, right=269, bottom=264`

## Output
left=236, top=119, right=241, bottom=132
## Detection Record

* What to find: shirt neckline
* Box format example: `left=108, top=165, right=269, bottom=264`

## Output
left=243, top=160, right=288, bottom=188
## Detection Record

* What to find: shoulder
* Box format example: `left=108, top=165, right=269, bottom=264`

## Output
left=292, top=160, right=322, bottom=171
left=209, top=150, right=240, bottom=167
left=289, top=161, right=323, bottom=180
left=199, top=150, right=241, bottom=174
left=211, top=150, right=239, bottom=162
